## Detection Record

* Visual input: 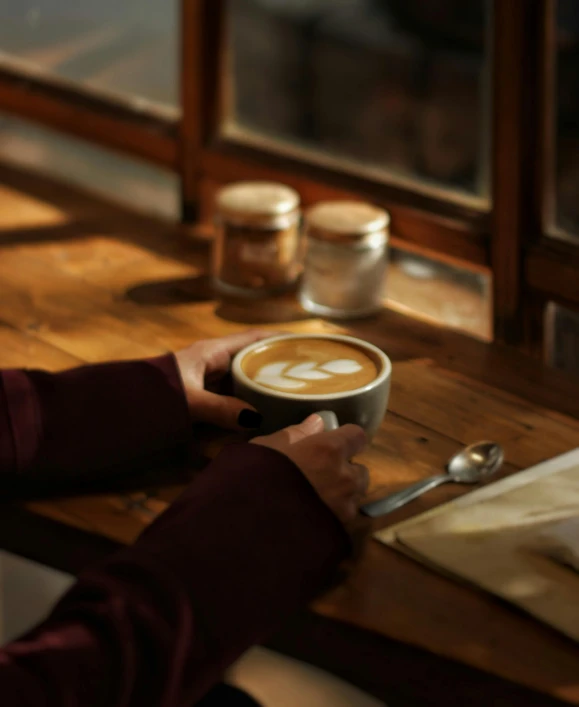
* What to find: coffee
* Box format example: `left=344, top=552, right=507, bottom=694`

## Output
left=241, top=337, right=379, bottom=395
left=233, top=333, right=392, bottom=436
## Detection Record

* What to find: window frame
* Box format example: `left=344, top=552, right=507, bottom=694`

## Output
left=0, top=55, right=178, bottom=169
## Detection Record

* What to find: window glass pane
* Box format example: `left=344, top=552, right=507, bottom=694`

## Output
left=554, top=1, right=579, bottom=238
left=545, top=302, right=579, bottom=377
left=0, top=113, right=179, bottom=220
left=0, top=1, right=178, bottom=109
left=387, top=248, right=491, bottom=340
left=227, top=0, right=490, bottom=202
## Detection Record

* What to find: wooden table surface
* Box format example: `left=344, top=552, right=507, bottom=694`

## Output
left=1, top=162, right=579, bottom=706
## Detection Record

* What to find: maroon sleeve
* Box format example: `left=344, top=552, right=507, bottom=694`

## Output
left=0, top=354, right=191, bottom=479
left=0, top=443, right=349, bottom=707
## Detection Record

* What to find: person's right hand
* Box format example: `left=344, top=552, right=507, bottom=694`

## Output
left=252, top=414, right=369, bottom=524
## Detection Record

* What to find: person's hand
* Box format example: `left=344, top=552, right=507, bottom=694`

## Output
left=252, top=414, right=369, bottom=524
left=174, top=330, right=272, bottom=430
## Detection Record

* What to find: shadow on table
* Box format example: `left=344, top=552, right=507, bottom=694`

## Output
left=126, top=273, right=314, bottom=325
left=215, top=293, right=312, bottom=325
left=125, top=274, right=214, bottom=305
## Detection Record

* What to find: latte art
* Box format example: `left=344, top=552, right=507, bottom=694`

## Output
left=241, top=337, right=379, bottom=395
left=254, top=358, right=365, bottom=390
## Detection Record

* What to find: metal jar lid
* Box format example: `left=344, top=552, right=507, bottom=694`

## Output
left=305, top=201, right=390, bottom=247
left=216, top=181, right=301, bottom=229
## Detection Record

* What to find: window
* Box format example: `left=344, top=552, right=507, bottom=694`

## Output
left=227, top=0, right=490, bottom=202
left=0, top=0, right=577, bottom=361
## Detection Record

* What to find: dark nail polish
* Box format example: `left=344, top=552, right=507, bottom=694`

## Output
left=238, top=409, right=263, bottom=429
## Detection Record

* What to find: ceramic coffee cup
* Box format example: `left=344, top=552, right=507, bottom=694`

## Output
left=232, top=333, right=391, bottom=436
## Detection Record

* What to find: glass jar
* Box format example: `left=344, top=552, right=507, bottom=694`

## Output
left=213, top=181, right=302, bottom=296
left=299, top=201, right=390, bottom=318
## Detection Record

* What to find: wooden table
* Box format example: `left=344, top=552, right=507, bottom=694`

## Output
left=1, top=162, right=579, bottom=706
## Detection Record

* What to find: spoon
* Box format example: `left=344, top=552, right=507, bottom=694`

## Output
left=361, top=441, right=504, bottom=518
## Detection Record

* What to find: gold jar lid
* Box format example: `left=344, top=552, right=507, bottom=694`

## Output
left=216, top=181, right=300, bottom=229
left=305, top=201, right=390, bottom=245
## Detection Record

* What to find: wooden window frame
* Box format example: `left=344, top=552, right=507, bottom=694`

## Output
left=0, top=0, right=577, bottom=356
left=0, top=57, right=178, bottom=169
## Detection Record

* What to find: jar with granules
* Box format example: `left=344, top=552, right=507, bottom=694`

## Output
left=299, top=201, right=390, bottom=318
left=213, top=181, right=302, bottom=296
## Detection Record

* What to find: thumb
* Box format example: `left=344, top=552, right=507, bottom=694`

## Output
left=287, top=413, right=326, bottom=442
left=190, top=390, right=263, bottom=430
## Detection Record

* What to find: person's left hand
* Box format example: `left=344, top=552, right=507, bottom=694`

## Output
left=174, top=330, right=272, bottom=430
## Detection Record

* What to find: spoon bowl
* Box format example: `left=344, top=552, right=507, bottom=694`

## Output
left=447, top=441, right=504, bottom=483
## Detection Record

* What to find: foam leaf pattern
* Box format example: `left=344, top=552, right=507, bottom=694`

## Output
left=256, top=362, right=289, bottom=377
left=254, top=361, right=307, bottom=390
left=253, top=358, right=365, bottom=391
left=255, top=376, right=306, bottom=390
left=286, top=362, right=331, bottom=380
left=319, top=359, right=364, bottom=375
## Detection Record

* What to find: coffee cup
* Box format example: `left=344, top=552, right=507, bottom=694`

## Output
left=232, top=333, right=391, bottom=436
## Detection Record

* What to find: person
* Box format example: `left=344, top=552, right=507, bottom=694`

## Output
left=0, top=330, right=369, bottom=706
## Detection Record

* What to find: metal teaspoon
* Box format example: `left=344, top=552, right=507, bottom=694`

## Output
left=361, top=441, right=504, bottom=518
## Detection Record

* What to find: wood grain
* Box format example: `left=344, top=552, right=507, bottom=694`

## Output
left=0, top=322, right=81, bottom=370
left=268, top=610, right=570, bottom=707
left=390, top=361, right=579, bottom=470
left=491, top=0, right=538, bottom=345
left=1, top=165, right=579, bottom=703
left=315, top=541, right=579, bottom=704
left=527, top=237, right=579, bottom=307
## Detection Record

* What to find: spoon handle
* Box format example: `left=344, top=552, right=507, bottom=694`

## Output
left=361, top=474, right=450, bottom=518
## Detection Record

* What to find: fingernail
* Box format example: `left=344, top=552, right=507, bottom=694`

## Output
left=238, top=409, right=263, bottom=429
left=302, top=414, right=325, bottom=432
